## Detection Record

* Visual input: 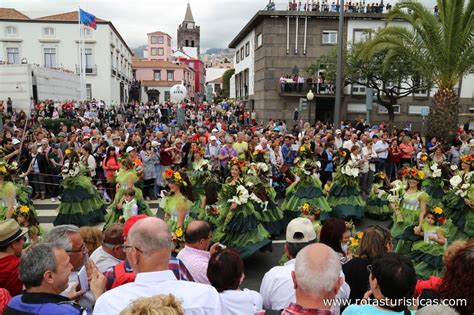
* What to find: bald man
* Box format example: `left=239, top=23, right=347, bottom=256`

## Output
left=282, top=243, right=344, bottom=314
left=94, top=217, right=221, bottom=314
left=177, top=220, right=221, bottom=284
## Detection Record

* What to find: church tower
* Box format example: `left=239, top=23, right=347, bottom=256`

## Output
left=177, top=3, right=200, bottom=57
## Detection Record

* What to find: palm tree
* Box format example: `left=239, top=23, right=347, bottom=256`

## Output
left=362, top=0, right=473, bottom=142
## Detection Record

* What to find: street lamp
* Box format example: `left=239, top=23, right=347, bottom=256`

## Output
left=307, top=90, right=314, bottom=124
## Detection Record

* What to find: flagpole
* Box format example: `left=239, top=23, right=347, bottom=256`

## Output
left=77, top=7, right=84, bottom=101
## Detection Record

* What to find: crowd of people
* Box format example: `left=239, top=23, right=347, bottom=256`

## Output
left=0, top=97, right=473, bottom=314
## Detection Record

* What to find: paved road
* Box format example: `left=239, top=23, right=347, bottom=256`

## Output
left=34, top=200, right=390, bottom=296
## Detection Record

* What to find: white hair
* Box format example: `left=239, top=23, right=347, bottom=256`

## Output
left=294, top=244, right=341, bottom=296
left=415, top=305, right=459, bottom=315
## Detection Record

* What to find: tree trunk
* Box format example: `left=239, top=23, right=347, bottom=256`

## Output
left=426, top=88, right=459, bottom=143
left=386, top=105, right=395, bottom=133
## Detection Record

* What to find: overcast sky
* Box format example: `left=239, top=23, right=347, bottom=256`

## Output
left=4, top=0, right=437, bottom=51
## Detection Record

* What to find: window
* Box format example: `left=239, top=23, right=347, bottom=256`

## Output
left=167, top=38, right=171, bottom=46
left=191, top=40, right=194, bottom=47
left=408, top=105, right=430, bottom=115
left=236, top=51, right=240, bottom=63
left=6, top=26, right=17, bottom=36
left=154, top=70, right=161, bottom=80
left=43, top=47, right=57, bottom=68
left=240, top=47, right=244, bottom=60
left=167, top=70, right=174, bottom=81
left=151, top=48, right=158, bottom=56
left=352, top=84, right=367, bottom=95
left=413, top=77, right=429, bottom=97
left=185, top=40, right=189, bottom=46
left=158, top=48, right=164, bottom=56
left=84, top=48, right=93, bottom=69
left=157, top=36, right=164, bottom=44
left=165, top=91, right=171, bottom=100
left=151, top=36, right=158, bottom=44
left=43, top=27, right=55, bottom=37
left=7, top=48, right=19, bottom=64
left=347, top=104, right=367, bottom=113
left=322, top=30, right=338, bottom=44
left=82, top=28, right=92, bottom=38
left=245, top=42, right=250, bottom=56
left=256, top=33, right=263, bottom=48
left=86, top=84, right=92, bottom=99
left=353, top=29, right=371, bottom=43
left=378, top=104, right=401, bottom=114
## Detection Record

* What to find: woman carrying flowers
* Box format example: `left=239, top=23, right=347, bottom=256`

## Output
left=326, top=148, right=365, bottom=221
left=409, top=208, right=447, bottom=279
left=159, top=169, right=194, bottom=243
left=105, top=157, right=152, bottom=227
left=365, top=172, right=391, bottom=220
left=213, top=158, right=271, bottom=259
left=442, top=155, right=474, bottom=240
left=54, top=151, right=106, bottom=227
left=0, top=161, right=18, bottom=220
left=245, top=162, right=286, bottom=236
left=390, top=166, right=428, bottom=254
left=280, top=159, right=331, bottom=222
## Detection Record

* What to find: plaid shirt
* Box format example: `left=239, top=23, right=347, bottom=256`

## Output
left=281, top=303, right=335, bottom=315
left=103, top=257, right=194, bottom=290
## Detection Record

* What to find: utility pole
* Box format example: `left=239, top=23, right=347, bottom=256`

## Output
left=334, top=0, right=344, bottom=129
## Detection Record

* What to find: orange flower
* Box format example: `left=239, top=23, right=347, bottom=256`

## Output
left=238, top=160, right=246, bottom=167
left=164, top=169, right=174, bottom=178
left=411, top=169, right=417, bottom=177
left=437, top=217, right=446, bottom=225
left=402, top=168, right=408, bottom=176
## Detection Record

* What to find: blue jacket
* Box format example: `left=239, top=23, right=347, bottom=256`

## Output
left=5, top=292, right=87, bottom=315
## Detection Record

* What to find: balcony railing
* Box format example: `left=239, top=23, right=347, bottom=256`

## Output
left=75, top=65, right=97, bottom=75
left=278, top=81, right=335, bottom=97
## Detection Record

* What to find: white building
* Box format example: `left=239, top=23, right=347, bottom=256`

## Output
left=0, top=8, right=133, bottom=106
left=229, top=29, right=255, bottom=108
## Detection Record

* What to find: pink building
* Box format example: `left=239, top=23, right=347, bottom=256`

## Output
left=133, top=58, right=195, bottom=103
left=144, top=31, right=172, bottom=62
left=176, top=56, right=205, bottom=103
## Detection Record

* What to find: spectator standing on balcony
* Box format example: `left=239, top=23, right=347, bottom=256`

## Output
left=297, top=75, right=305, bottom=93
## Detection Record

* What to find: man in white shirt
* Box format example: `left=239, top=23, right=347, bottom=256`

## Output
left=89, top=224, right=125, bottom=273
left=374, top=133, right=390, bottom=172
left=343, top=133, right=358, bottom=151
left=260, top=218, right=316, bottom=311
left=176, top=221, right=220, bottom=284
left=260, top=218, right=350, bottom=314
left=334, top=129, right=344, bottom=149
left=93, top=217, right=221, bottom=315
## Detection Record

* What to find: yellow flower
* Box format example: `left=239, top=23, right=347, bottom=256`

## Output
left=19, top=205, right=30, bottom=214
left=418, top=171, right=425, bottom=179
left=175, top=227, right=183, bottom=238
left=380, top=174, right=385, bottom=179
left=174, top=172, right=182, bottom=182
left=300, top=146, right=305, bottom=152
left=65, top=149, right=72, bottom=155
left=357, top=231, right=363, bottom=239
left=0, top=166, right=7, bottom=173
left=350, top=237, right=359, bottom=247
left=118, top=216, right=125, bottom=223
left=302, top=203, right=310, bottom=211
left=434, top=207, right=443, bottom=215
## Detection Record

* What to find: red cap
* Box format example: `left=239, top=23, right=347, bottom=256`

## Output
left=123, top=214, right=148, bottom=239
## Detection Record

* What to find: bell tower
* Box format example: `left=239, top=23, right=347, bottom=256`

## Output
left=177, top=3, right=200, bottom=57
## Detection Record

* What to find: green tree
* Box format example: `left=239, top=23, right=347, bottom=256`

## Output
left=362, top=0, right=474, bottom=142
left=309, top=43, right=430, bottom=130
left=222, top=68, right=235, bottom=98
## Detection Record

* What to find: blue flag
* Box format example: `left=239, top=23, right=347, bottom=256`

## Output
left=79, top=9, right=97, bottom=30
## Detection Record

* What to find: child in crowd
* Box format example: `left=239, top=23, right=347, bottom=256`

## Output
left=15, top=205, right=41, bottom=248
left=116, top=188, right=139, bottom=222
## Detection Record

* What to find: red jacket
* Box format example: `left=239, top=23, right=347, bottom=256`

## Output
left=0, top=255, right=23, bottom=296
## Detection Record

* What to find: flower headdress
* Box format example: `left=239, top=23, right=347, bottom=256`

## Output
left=228, top=157, right=247, bottom=172
left=460, top=155, right=474, bottom=166
left=191, top=146, right=205, bottom=156
left=336, top=148, right=351, bottom=166
left=16, top=205, right=31, bottom=216
left=0, top=160, right=18, bottom=175
left=163, top=169, right=187, bottom=186
left=419, top=153, right=429, bottom=162
left=300, top=203, right=321, bottom=218
left=401, top=166, right=425, bottom=181
left=430, top=207, right=446, bottom=225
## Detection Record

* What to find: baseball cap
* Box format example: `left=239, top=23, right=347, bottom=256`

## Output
left=58, top=132, right=67, bottom=138
left=335, top=129, right=341, bottom=135
left=123, top=214, right=148, bottom=239
left=210, top=136, right=217, bottom=141
left=12, top=139, right=20, bottom=145
left=286, top=217, right=317, bottom=243
left=212, top=128, right=218, bottom=133
left=125, top=146, right=135, bottom=153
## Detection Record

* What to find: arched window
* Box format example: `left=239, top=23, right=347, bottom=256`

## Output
left=191, top=40, right=194, bottom=47
left=185, top=40, right=189, bottom=46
